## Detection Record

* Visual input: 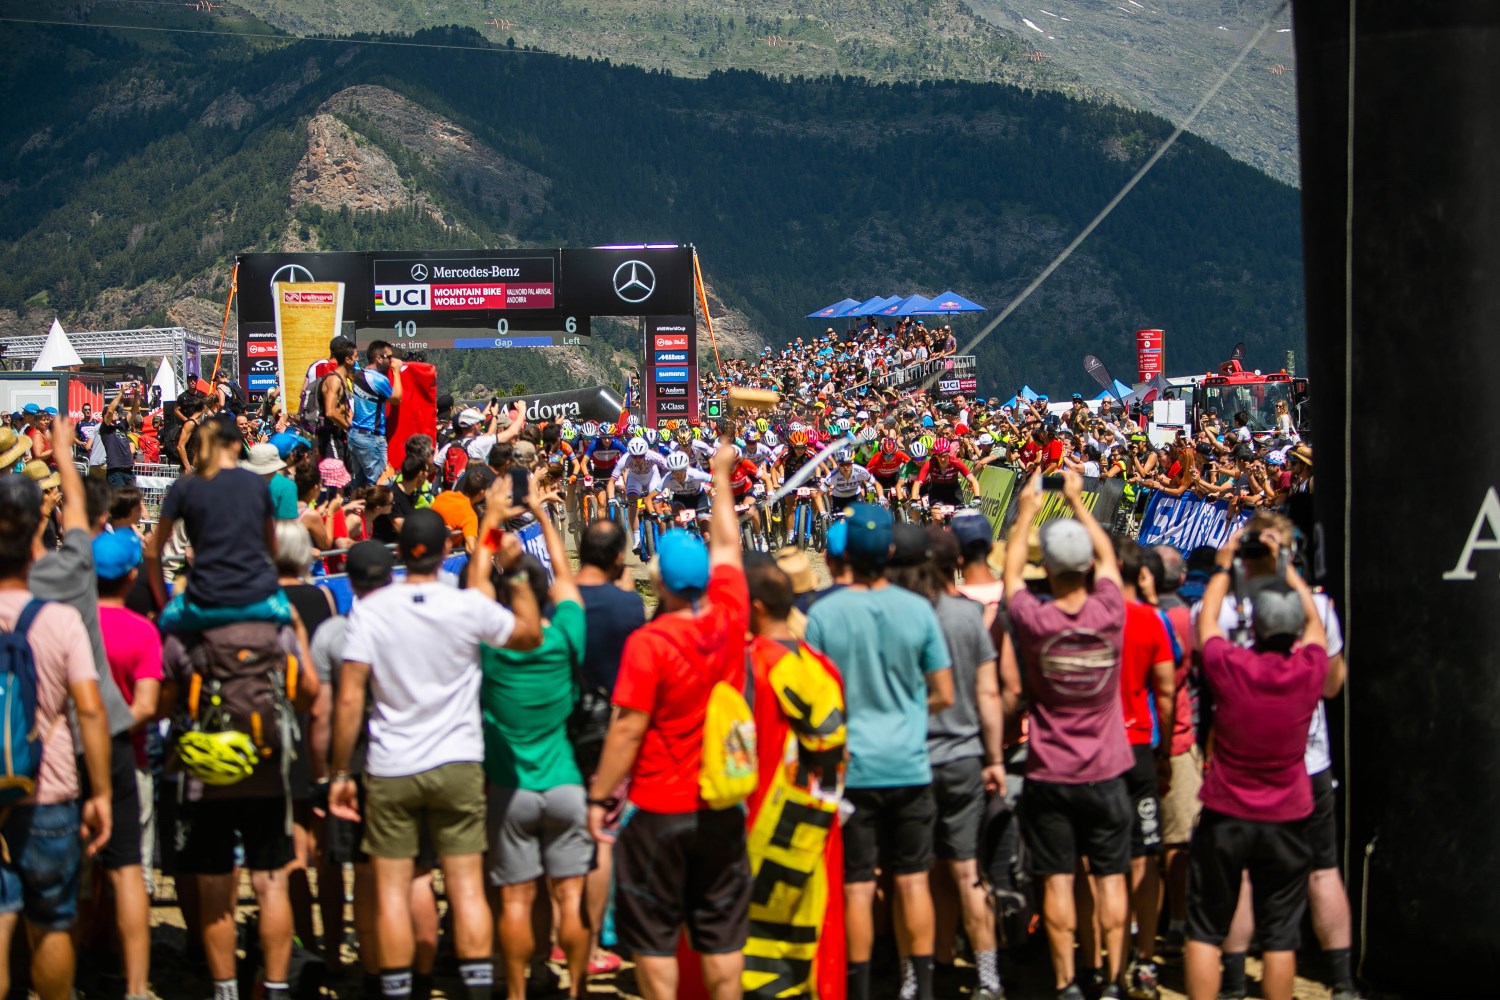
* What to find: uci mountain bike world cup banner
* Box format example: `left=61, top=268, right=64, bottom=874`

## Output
left=1136, top=491, right=1252, bottom=554
left=273, top=282, right=345, bottom=411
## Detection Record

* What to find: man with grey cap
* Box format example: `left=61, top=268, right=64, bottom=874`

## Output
left=1186, top=528, right=1331, bottom=1000
left=1003, top=471, right=1131, bottom=1000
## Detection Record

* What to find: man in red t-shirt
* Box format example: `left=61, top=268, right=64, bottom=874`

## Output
left=588, top=442, right=751, bottom=1000
left=1187, top=532, right=1330, bottom=1000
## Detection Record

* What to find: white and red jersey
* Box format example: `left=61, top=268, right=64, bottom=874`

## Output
left=866, top=450, right=911, bottom=478
left=916, top=456, right=973, bottom=485
left=730, top=458, right=763, bottom=497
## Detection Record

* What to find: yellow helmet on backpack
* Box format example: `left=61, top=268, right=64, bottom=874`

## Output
left=176, top=730, right=261, bottom=786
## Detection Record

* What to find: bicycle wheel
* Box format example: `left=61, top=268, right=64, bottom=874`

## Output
left=641, top=518, right=657, bottom=560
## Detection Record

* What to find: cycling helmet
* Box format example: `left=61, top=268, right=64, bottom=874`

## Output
left=763, top=431, right=779, bottom=448
left=880, top=436, right=898, bottom=454
left=789, top=421, right=805, bottom=432
left=627, top=413, right=641, bottom=427
left=581, top=421, right=600, bottom=438
left=627, top=437, right=649, bottom=457
left=667, top=451, right=690, bottom=471
left=756, top=417, right=769, bottom=432
left=560, top=426, right=577, bottom=442
left=919, top=433, right=936, bottom=452
left=643, top=427, right=659, bottom=445
left=176, top=730, right=261, bottom=786
left=664, top=419, right=679, bottom=431
left=909, top=439, right=929, bottom=460
left=836, top=418, right=852, bottom=433
left=789, top=430, right=809, bottom=447
left=836, top=447, right=854, bottom=463
left=933, top=438, right=953, bottom=456
left=745, top=429, right=760, bottom=443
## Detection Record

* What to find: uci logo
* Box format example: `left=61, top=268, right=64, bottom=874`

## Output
left=375, top=285, right=429, bottom=312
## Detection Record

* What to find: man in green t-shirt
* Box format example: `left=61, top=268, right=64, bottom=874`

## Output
left=479, top=488, right=591, bottom=1000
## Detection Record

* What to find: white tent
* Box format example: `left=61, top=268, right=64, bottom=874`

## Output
left=151, top=355, right=179, bottom=402
left=32, top=318, right=84, bottom=371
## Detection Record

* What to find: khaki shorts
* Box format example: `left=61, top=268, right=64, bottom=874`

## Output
left=363, top=761, right=487, bottom=860
left=1160, top=744, right=1204, bottom=846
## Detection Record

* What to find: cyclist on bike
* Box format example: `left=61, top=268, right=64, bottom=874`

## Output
left=609, top=437, right=667, bottom=552
left=911, top=437, right=981, bottom=511
left=866, top=436, right=913, bottom=503
left=656, top=451, right=713, bottom=534
left=582, top=425, right=626, bottom=520
left=775, top=429, right=825, bottom=527
left=728, top=444, right=772, bottom=547
left=822, top=447, right=884, bottom=514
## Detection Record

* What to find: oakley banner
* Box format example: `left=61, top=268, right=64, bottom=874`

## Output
left=1136, top=492, right=1252, bottom=554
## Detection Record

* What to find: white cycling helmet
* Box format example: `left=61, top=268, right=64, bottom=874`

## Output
left=667, top=451, right=690, bottom=471
left=764, top=431, right=779, bottom=447
left=836, top=447, right=854, bottom=463
left=643, top=427, right=659, bottom=445
left=909, top=439, right=928, bottom=460
left=836, top=418, right=852, bottom=433
left=581, top=421, right=600, bottom=438
left=627, top=437, right=649, bottom=456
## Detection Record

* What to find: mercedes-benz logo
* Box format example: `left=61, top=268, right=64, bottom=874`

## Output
left=411, top=264, right=429, bottom=282
left=612, top=260, right=656, bottom=304
left=268, top=264, right=314, bottom=293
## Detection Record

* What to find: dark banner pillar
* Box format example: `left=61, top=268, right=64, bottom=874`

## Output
left=1294, top=2, right=1500, bottom=989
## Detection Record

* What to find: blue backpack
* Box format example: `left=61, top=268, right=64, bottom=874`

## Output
left=0, top=600, right=47, bottom=807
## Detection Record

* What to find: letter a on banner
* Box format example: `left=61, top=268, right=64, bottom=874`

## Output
left=1443, top=487, right=1500, bottom=580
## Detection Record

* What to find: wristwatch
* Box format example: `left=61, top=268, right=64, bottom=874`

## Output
left=1211, top=565, right=1233, bottom=576
left=587, top=796, right=619, bottom=810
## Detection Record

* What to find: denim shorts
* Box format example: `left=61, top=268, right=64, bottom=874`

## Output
left=0, top=801, right=83, bottom=930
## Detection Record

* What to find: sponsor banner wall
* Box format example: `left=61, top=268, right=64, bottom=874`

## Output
left=273, top=282, right=345, bottom=412
left=644, top=316, right=698, bottom=424
left=1000, top=476, right=1125, bottom=538
left=1136, top=492, right=1252, bottom=553
left=876, top=354, right=976, bottom=390
left=974, top=466, right=1020, bottom=539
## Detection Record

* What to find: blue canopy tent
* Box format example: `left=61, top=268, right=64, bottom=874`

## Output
left=873, top=295, right=914, bottom=318
left=806, top=298, right=860, bottom=320
left=917, top=290, right=987, bottom=315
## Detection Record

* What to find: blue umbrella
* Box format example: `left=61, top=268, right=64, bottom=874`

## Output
left=872, top=295, right=916, bottom=318
left=849, top=295, right=894, bottom=316
left=891, top=294, right=932, bottom=317
left=807, top=297, right=859, bottom=320
left=917, top=290, right=987, bottom=314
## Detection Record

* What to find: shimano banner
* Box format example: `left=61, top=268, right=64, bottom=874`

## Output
left=1136, top=492, right=1252, bottom=553
left=489, top=385, right=626, bottom=425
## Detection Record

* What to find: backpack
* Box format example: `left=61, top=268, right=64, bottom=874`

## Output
left=0, top=600, right=48, bottom=807
left=177, top=622, right=300, bottom=813
left=222, top=380, right=247, bottom=416
left=442, top=443, right=470, bottom=490
left=160, top=418, right=185, bottom=467
left=699, top=659, right=757, bottom=810
left=296, top=369, right=340, bottom=437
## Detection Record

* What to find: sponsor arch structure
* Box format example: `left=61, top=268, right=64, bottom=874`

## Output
left=234, top=245, right=699, bottom=427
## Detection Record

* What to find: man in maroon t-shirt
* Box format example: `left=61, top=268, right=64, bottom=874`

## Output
left=587, top=443, right=750, bottom=1000
left=1004, top=471, right=1131, bottom=999
left=1186, top=532, right=1331, bottom=1000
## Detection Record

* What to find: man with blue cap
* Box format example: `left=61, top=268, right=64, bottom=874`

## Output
left=805, top=502, right=954, bottom=1000
left=587, top=442, right=752, bottom=1000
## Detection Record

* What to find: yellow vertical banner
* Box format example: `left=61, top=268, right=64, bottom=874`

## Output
left=273, top=282, right=344, bottom=414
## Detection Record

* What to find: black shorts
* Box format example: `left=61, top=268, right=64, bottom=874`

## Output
left=1306, top=768, right=1338, bottom=870
left=932, top=758, right=985, bottom=862
left=829, top=493, right=860, bottom=513
left=1020, top=776, right=1131, bottom=877
left=926, top=484, right=962, bottom=506
left=1124, top=744, right=1163, bottom=857
left=77, top=733, right=142, bottom=870
left=613, top=807, right=750, bottom=957
left=1186, top=808, right=1311, bottom=951
left=177, top=796, right=295, bottom=875
left=874, top=472, right=901, bottom=492
left=844, top=784, right=936, bottom=882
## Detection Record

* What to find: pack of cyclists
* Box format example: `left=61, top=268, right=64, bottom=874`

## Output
left=527, top=409, right=987, bottom=553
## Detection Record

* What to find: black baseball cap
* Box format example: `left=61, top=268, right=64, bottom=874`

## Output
left=400, top=509, right=449, bottom=563
left=346, top=540, right=395, bottom=592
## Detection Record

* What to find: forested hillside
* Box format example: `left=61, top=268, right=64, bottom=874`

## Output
left=0, top=23, right=1304, bottom=397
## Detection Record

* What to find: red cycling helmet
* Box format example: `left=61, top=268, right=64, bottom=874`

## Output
left=932, top=437, right=953, bottom=456
left=880, top=436, right=898, bottom=454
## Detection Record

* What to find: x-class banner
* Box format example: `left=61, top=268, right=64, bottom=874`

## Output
left=645, top=315, right=698, bottom=425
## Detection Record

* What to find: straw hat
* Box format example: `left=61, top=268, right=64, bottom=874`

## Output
left=774, top=547, right=818, bottom=595
left=22, top=459, right=59, bottom=491
left=1288, top=444, right=1313, bottom=469
left=0, top=428, right=31, bottom=469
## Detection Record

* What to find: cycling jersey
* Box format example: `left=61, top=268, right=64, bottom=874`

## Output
left=690, top=437, right=716, bottom=469
left=730, top=459, right=763, bottom=498
left=866, top=450, right=912, bottom=479
left=613, top=453, right=667, bottom=492
left=916, top=456, right=973, bottom=485
left=658, top=467, right=712, bottom=498
left=823, top=464, right=876, bottom=498
left=781, top=447, right=815, bottom=483
left=584, top=438, right=626, bottom=477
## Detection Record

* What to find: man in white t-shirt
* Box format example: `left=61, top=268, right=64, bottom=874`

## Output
left=331, top=490, right=542, bottom=1000
left=1189, top=511, right=1356, bottom=1000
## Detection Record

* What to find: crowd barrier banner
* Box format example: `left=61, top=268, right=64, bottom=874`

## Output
left=974, top=466, right=1020, bottom=539
left=490, top=384, right=626, bottom=425
left=875, top=354, right=975, bottom=390
left=1136, top=492, right=1251, bottom=553
left=999, top=476, right=1125, bottom=539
